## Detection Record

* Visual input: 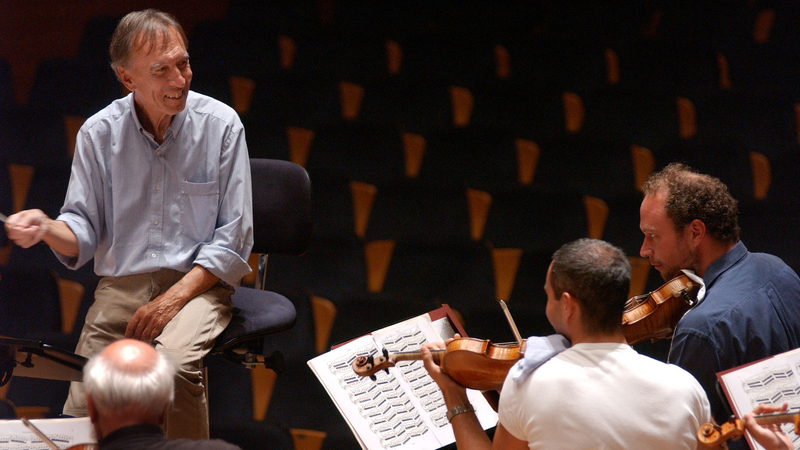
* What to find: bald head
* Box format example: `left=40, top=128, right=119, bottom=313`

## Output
left=83, top=339, right=176, bottom=423
left=101, top=339, right=158, bottom=374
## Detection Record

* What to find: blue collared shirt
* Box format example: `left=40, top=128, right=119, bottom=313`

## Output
left=668, top=241, right=800, bottom=423
left=55, top=91, right=253, bottom=286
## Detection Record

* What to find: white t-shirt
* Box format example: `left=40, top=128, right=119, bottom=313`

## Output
left=499, top=343, right=710, bottom=450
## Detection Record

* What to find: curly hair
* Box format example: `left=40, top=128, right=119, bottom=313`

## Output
left=641, top=162, right=740, bottom=243
left=550, top=239, right=631, bottom=335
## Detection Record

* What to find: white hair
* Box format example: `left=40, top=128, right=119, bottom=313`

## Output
left=83, top=345, right=176, bottom=420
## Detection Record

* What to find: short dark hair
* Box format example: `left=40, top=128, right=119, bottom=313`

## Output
left=550, top=239, right=630, bottom=335
left=642, top=162, right=740, bottom=243
left=109, top=9, right=188, bottom=74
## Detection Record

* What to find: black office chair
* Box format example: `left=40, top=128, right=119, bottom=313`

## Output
left=209, top=158, right=313, bottom=370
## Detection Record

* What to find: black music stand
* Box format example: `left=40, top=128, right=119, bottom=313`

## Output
left=0, top=337, right=86, bottom=387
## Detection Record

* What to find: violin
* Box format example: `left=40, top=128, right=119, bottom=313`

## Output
left=622, top=273, right=700, bottom=345
left=352, top=337, right=522, bottom=391
left=697, top=411, right=800, bottom=449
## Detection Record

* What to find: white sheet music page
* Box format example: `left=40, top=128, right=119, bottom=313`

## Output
left=718, top=347, right=800, bottom=450
left=0, top=417, right=94, bottom=449
left=308, top=312, right=497, bottom=450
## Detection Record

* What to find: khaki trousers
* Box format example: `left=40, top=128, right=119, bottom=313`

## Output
left=63, top=269, right=233, bottom=440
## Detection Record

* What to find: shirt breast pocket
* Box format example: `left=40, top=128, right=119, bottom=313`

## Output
left=180, top=180, right=220, bottom=242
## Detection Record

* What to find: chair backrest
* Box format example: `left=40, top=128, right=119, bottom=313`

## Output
left=250, top=158, right=313, bottom=256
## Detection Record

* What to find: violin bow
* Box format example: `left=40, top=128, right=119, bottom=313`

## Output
left=21, top=417, right=60, bottom=450
left=499, top=300, right=523, bottom=346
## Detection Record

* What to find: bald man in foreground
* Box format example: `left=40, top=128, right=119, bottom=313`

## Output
left=84, top=339, right=240, bottom=449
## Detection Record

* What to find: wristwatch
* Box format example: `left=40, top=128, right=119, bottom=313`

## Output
left=446, top=403, right=475, bottom=422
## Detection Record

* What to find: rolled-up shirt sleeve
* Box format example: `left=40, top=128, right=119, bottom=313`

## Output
left=55, top=126, right=104, bottom=270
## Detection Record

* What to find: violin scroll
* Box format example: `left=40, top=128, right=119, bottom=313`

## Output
left=352, top=348, right=392, bottom=380
left=697, top=419, right=745, bottom=449
left=697, top=411, right=800, bottom=449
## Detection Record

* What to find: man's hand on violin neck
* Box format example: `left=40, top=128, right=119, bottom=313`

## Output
left=420, top=339, right=469, bottom=406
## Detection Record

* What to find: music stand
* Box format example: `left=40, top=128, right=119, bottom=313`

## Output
left=0, top=337, right=86, bottom=387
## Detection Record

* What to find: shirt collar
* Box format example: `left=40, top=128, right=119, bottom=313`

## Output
left=681, top=268, right=706, bottom=303
left=127, top=92, right=144, bottom=134
left=98, top=423, right=164, bottom=447
left=126, top=91, right=190, bottom=142
left=703, top=241, right=747, bottom=290
left=169, top=91, right=189, bottom=135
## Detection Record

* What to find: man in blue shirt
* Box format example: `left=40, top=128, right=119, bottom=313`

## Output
left=5, top=9, right=253, bottom=440
left=639, top=163, right=800, bottom=429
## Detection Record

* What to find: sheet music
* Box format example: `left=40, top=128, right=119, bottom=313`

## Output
left=719, top=348, right=800, bottom=450
left=0, top=417, right=94, bottom=450
left=308, top=313, right=497, bottom=450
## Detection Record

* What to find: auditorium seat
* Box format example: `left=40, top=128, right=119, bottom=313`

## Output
left=378, top=240, right=495, bottom=314
left=738, top=147, right=800, bottom=274
left=394, top=30, right=496, bottom=90
left=463, top=249, right=555, bottom=343
left=307, top=173, right=359, bottom=241
left=8, top=107, right=72, bottom=170
left=0, top=266, right=62, bottom=339
left=245, top=123, right=292, bottom=161
left=245, top=71, right=340, bottom=130
left=310, top=296, right=337, bottom=355
left=577, top=89, right=682, bottom=154
left=303, top=123, right=406, bottom=186
left=526, top=135, right=643, bottom=253
left=190, top=19, right=270, bottom=105
left=391, top=76, right=456, bottom=135
left=279, top=30, right=389, bottom=85
left=498, top=34, right=606, bottom=92
left=356, top=78, right=406, bottom=127
left=264, top=235, right=368, bottom=305
left=26, top=17, right=122, bottom=118
left=470, top=79, right=569, bottom=140
left=364, top=179, right=474, bottom=245
left=415, top=126, right=521, bottom=194
left=720, top=22, right=800, bottom=95
left=657, top=136, right=757, bottom=204
left=606, top=38, right=679, bottom=94
left=483, top=188, right=589, bottom=253
left=684, top=90, right=798, bottom=159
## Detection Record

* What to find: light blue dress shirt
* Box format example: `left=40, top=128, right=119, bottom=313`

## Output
left=55, top=91, right=253, bottom=287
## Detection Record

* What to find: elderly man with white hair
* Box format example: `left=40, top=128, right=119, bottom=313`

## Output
left=84, top=339, right=240, bottom=449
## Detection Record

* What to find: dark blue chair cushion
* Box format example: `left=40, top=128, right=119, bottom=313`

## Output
left=212, top=287, right=297, bottom=353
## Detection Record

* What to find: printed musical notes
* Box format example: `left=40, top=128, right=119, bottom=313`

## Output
left=308, top=310, right=497, bottom=450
